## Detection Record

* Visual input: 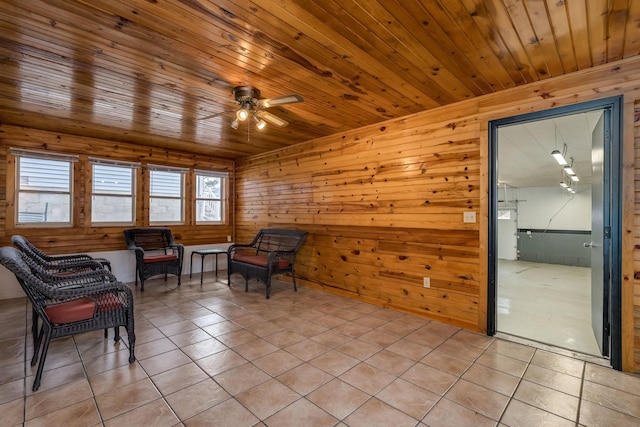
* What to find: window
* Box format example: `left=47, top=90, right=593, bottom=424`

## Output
left=12, top=149, right=77, bottom=225
left=195, top=170, right=227, bottom=224
left=149, top=165, right=187, bottom=223
left=90, top=158, right=139, bottom=224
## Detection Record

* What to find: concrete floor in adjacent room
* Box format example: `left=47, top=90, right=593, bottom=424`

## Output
left=1, top=271, right=639, bottom=426
left=497, top=259, right=601, bottom=356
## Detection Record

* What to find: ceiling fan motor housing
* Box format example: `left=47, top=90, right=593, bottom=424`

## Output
left=233, top=86, right=261, bottom=104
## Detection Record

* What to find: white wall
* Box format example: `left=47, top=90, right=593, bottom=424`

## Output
left=516, top=185, right=591, bottom=231
left=0, top=244, right=231, bottom=300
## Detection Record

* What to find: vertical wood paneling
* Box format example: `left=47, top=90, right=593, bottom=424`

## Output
left=237, top=57, right=640, bottom=371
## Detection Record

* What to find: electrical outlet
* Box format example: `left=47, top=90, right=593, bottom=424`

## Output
left=463, top=211, right=476, bottom=223
left=227, top=235, right=232, bottom=242
left=423, top=277, right=430, bottom=288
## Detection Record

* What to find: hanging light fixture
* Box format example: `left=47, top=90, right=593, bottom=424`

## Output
left=551, top=149, right=568, bottom=166
left=236, top=107, right=249, bottom=121
left=563, top=165, right=575, bottom=176
left=253, top=115, right=266, bottom=130
left=229, top=118, right=239, bottom=130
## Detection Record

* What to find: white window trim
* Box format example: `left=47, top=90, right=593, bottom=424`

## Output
left=90, top=158, right=138, bottom=226
left=195, top=170, right=227, bottom=225
left=148, top=165, right=186, bottom=224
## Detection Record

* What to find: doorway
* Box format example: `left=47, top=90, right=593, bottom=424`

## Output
left=487, top=97, right=623, bottom=370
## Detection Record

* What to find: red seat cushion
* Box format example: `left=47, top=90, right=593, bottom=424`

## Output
left=143, top=254, right=178, bottom=263
left=45, top=298, right=96, bottom=324
left=233, top=254, right=290, bottom=269
left=44, top=294, right=123, bottom=324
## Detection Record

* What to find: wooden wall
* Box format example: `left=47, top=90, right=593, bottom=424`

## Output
left=0, top=127, right=235, bottom=252
left=236, top=56, right=640, bottom=373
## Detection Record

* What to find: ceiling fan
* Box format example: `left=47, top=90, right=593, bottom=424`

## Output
left=200, top=86, right=303, bottom=130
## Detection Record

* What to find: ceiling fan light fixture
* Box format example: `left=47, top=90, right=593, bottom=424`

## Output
left=230, top=118, right=239, bottom=130
left=253, top=115, right=266, bottom=130
left=236, top=108, right=249, bottom=121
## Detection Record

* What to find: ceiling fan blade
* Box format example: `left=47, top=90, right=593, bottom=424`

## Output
left=257, top=111, right=289, bottom=127
left=198, top=111, right=231, bottom=120
left=259, top=93, right=304, bottom=108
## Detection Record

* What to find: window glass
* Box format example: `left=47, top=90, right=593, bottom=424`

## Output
left=17, top=156, right=72, bottom=224
left=150, top=170, right=183, bottom=223
left=91, top=164, right=135, bottom=223
left=195, top=173, right=224, bottom=223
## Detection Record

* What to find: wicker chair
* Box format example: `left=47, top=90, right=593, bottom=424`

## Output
left=123, top=228, right=184, bottom=291
left=12, top=235, right=112, bottom=272
left=0, top=246, right=135, bottom=391
left=228, top=228, right=308, bottom=299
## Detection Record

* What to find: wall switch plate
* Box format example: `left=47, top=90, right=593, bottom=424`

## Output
left=227, top=235, right=232, bottom=242
left=463, top=211, right=476, bottom=223
left=423, top=277, right=430, bottom=288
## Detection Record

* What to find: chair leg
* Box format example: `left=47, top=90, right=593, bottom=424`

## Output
left=126, top=319, right=136, bottom=364
left=265, top=277, right=271, bottom=299
left=31, top=308, right=39, bottom=348
left=292, top=270, right=298, bottom=292
left=104, top=328, right=108, bottom=338
left=31, top=326, right=45, bottom=366
left=32, top=326, right=52, bottom=391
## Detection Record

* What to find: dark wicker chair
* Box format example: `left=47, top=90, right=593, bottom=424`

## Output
left=227, top=228, right=308, bottom=299
left=123, top=228, right=184, bottom=291
left=0, top=246, right=135, bottom=391
left=12, top=235, right=112, bottom=272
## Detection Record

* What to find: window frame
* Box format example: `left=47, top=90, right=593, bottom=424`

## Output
left=11, top=148, right=77, bottom=227
left=89, top=157, right=139, bottom=226
left=194, top=170, right=228, bottom=225
left=148, top=164, right=188, bottom=225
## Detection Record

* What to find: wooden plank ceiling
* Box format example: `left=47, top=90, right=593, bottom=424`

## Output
left=0, top=0, right=638, bottom=159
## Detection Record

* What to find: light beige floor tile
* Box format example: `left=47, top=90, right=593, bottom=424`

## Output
left=376, top=378, right=439, bottom=420
left=335, top=339, right=382, bottom=361
left=134, top=337, right=178, bottom=360
left=307, top=378, right=370, bottom=419
left=437, top=339, right=485, bottom=361
left=421, top=348, right=473, bottom=376
left=0, top=398, right=24, bottom=426
left=263, top=330, right=306, bottom=347
left=581, top=380, right=640, bottom=417
left=95, top=378, right=161, bottom=420
left=89, top=363, right=149, bottom=396
left=423, top=398, right=496, bottom=427
left=232, top=338, right=278, bottom=360
left=158, top=320, right=198, bottom=337
left=201, top=320, right=242, bottom=337
left=285, top=339, right=330, bottom=361
left=513, top=380, right=578, bottom=421
left=584, top=363, right=640, bottom=396
left=83, top=348, right=132, bottom=377
left=165, top=378, right=230, bottom=420
left=310, top=330, right=353, bottom=349
left=25, top=397, right=100, bottom=427
left=358, top=329, right=400, bottom=348
left=26, top=379, right=92, bottom=421
left=445, top=379, right=509, bottom=420
left=385, top=338, right=433, bottom=361
left=476, top=351, right=528, bottom=377
left=277, top=363, right=334, bottom=395
left=235, top=379, right=301, bottom=420
left=332, top=321, right=373, bottom=338
left=213, top=363, right=270, bottom=395
left=343, top=397, right=417, bottom=427
left=486, top=339, right=536, bottom=362
left=578, top=399, right=640, bottom=427
left=253, top=349, right=303, bottom=377
left=167, top=328, right=212, bottom=347
left=150, top=362, right=209, bottom=395
left=184, top=397, right=259, bottom=427
left=264, top=397, right=338, bottom=427
left=530, top=350, right=584, bottom=378
left=364, top=349, right=415, bottom=376
left=501, top=399, right=574, bottom=427
left=215, top=330, right=259, bottom=348
left=196, top=348, right=248, bottom=377
left=181, top=337, right=228, bottom=360
left=523, top=364, right=582, bottom=397
left=310, top=350, right=360, bottom=376
left=138, top=348, right=191, bottom=376
left=340, top=362, right=396, bottom=395
left=401, top=362, right=458, bottom=395
left=462, top=363, right=520, bottom=396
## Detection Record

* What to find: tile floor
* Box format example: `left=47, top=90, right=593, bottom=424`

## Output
left=1, top=273, right=640, bottom=426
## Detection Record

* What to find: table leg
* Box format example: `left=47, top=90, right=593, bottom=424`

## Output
left=215, top=253, right=219, bottom=276
left=190, top=252, right=194, bottom=279
left=200, top=254, right=205, bottom=285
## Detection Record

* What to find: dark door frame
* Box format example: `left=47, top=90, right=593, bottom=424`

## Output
left=487, top=96, right=623, bottom=370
